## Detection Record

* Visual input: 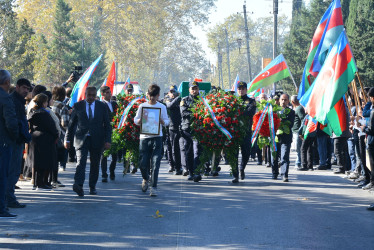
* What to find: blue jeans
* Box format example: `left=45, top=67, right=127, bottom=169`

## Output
left=271, top=143, right=291, bottom=178
left=0, top=145, right=12, bottom=213
left=6, top=143, right=23, bottom=204
left=139, top=137, right=163, bottom=188
left=347, top=139, right=356, bottom=171
left=294, top=133, right=302, bottom=167
left=317, top=133, right=329, bottom=167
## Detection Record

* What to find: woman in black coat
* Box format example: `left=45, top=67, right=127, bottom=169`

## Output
left=28, top=93, right=59, bottom=190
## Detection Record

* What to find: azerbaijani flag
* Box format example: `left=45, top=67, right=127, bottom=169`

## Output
left=326, top=97, right=347, bottom=136
left=247, top=54, right=291, bottom=93
left=248, top=88, right=264, bottom=98
left=120, top=76, right=131, bottom=95
left=303, top=115, right=318, bottom=139
left=300, top=30, right=357, bottom=125
left=106, top=61, right=116, bottom=94
left=231, top=74, right=240, bottom=92
left=298, top=0, right=343, bottom=99
left=69, top=54, right=103, bottom=107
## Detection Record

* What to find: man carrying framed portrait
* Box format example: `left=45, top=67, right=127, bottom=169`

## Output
left=134, top=84, right=169, bottom=196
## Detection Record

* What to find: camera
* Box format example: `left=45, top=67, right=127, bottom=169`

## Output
left=70, top=66, right=83, bottom=82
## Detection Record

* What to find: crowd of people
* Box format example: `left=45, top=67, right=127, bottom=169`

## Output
left=1, top=68, right=374, bottom=218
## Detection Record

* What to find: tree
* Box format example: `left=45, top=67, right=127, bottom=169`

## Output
left=0, top=1, right=35, bottom=81
left=346, top=0, right=374, bottom=86
left=47, top=0, right=80, bottom=85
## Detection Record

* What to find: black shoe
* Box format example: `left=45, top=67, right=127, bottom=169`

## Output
left=193, top=175, right=202, bottom=182
left=257, top=162, right=262, bottom=165
left=331, top=160, right=337, bottom=165
left=110, top=173, right=115, bottom=181
left=187, top=175, right=194, bottom=181
left=204, top=171, right=210, bottom=176
left=56, top=181, right=65, bottom=187
left=89, top=188, right=97, bottom=195
left=73, top=184, right=84, bottom=197
left=15, top=185, right=20, bottom=189
left=315, top=165, right=327, bottom=170
left=175, top=169, right=183, bottom=175
left=102, top=177, right=108, bottom=183
left=168, top=167, right=175, bottom=173
left=131, top=168, right=137, bottom=174
left=232, top=178, right=239, bottom=183
left=216, top=166, right=221, bottom=172
left=240, top=170, right=245, bottom=180
left=272, top=174, right=278, bottom=180
left=7, top=202, right=26, bottom=208
left=266, top=164, right=271, bottom=168
left=297, top=167, right=308, bottom=171
left=357, top=180, right=369, bottom=188
left=183, top=170, right=189, bottom=176
left=367, top=204, right=374, bottom=211
left=0, top=211, right=17, bottom=218
left=308, top=168, right=314, bottom=171
left=211, top=171, right=219, bottom=177
left=38, top=185, right=52, bottom=190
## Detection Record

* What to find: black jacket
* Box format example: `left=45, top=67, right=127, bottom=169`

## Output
left=0, top=87, right=18, bottom=145
left=365, top=109, right=374, bottom=146
left=278, top=107, right=295, bottom=144
left=180, top=94, right=199, bottom=131
left=240, top=95, right=256, bottom=132
left=166, top=96, right=181, bottom=130
left=11, top=91, right=31, bottom=144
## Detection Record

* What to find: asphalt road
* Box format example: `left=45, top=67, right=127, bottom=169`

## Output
left=1, top=152, right=374, bottom=250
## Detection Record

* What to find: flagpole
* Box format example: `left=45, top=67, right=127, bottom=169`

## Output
left=345, top=93, right=353, bottom=117
left=356, top=72, right=368, bottom=103
left=351, top=80, right=361, bottom=113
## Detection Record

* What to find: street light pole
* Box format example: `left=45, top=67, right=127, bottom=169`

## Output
left=225, top=28, right=231, bottom=87
left=273, top=0, right=278, bottom=94
left=243, top=2, right=252, bottom=81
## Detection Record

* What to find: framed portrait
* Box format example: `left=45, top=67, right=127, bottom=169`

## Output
left=140, top=107, right=161, bottom=135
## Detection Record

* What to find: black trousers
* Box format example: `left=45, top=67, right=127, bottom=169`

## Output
left=180, top=130, right=201, bottom=176
left=368, top=143, right=374, bottom=184
left=169, top=129, right=181, bottom=171
left=74, top=137, right=102, bottom=189
left=301, top=136, right=315, bottom=169
left=101, top=153, right=117, bottom=178
left=334, top=137, right=349, bottom=171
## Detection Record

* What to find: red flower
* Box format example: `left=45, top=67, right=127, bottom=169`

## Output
left=252, top=111, right=281, bottom=137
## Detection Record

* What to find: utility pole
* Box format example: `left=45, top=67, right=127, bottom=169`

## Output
left=243, top=2, right=252, bottom=81
left=273, top=0, right=278, bottom=94
left=218, top=43, right=223, bottom=89
left=225, top=28, right=231, bottom=87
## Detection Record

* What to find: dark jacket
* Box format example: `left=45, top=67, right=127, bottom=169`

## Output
left=292, top=105, right=306, bottom=133
left=11, top=91, right=31, bottom=144
left=278, top=107, right=295, bottom=144
left=166, top=96, right=181, bottom=130
left=240, top=95, right=256, bottom=132
left=0, top=87, right=18, bottom=145
left=362, top=102, right=372, bottom=118
left=365, top=109, right=374, bottom=145
left=102, top=100, right=118, bottom=122
left=65, top=100, right=112, bottom=149
left=180, top=94, right=199, bottom=131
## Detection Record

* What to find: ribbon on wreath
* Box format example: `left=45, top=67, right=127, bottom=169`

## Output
left=251, top=103, right=269, bottom=146
left=267, top=104, right=277, bottom=152
left=200, top=96, right=233, bottom=140
left=118, top=97, right=143, bottom=129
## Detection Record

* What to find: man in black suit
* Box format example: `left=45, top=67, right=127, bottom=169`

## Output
left=99, top=86, right=118, bottom=182
left=65, top=86, right=111, bottom=197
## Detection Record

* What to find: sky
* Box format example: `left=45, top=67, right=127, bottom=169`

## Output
left=192, top=0, right=308, bottom=63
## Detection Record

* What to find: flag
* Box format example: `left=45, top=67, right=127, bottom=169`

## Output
left=298, top=0, right=344, bottom=99
left=248, top=88, right=264, bottom=98
left=106, top=61, right=116, bottom=94
left=326, top=97, right=347, bottom=136
left=231, top=74, right=240, bottom=92
left=120, top=76, right=131, bottom=95
left=304, top=115, right=318, bottom=139
left=300, top=30, right=357, bottom=125
left=247, top=54, right=291, bottom=93
left=69, top=54, right=103, bottom=107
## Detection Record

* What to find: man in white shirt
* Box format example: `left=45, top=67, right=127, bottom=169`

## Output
left=134, top=84, right=169, bottom=196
